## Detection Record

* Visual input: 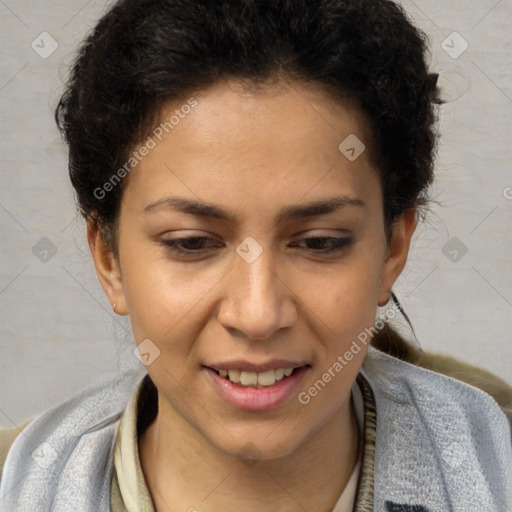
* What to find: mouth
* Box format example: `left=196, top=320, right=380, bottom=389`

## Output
left=204, top=363, right=311, bottom=411
left=210, top=366, right=306, bottom=388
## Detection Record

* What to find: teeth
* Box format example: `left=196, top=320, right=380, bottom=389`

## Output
left=274, top=368, right=285, bottom=380
left=240, top=371, right=258, bottom=386
left=218, top=367, right=296, bottom=387
left=228, top=370, right=240, bottom=383
left=257, top=370, right=276, bottom=386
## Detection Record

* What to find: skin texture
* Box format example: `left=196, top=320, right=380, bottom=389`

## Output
left=88, top=78, right=417, bottom=511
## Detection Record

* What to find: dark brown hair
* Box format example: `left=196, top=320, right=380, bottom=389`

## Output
left=55, top=0, right=443, bottom=357
left=56, top=0, right=442, bottom=246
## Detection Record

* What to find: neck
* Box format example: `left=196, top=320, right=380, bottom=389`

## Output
left=139, top=393, right=360, bottom=512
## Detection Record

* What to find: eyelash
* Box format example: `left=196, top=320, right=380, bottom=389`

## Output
left=160, top=236, right=353, bottom=258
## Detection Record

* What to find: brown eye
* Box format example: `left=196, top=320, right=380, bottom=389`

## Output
left=290, top=237, right=353, bottom=254
left=160, top=236, right=223, bottom=257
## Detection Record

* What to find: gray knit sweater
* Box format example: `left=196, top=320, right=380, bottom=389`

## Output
left=0, top=346, right=510, bottom=511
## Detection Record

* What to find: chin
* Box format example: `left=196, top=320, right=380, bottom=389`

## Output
left=206, top=421, right=315, bottom=464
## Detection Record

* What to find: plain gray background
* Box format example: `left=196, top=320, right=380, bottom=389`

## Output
left=0, top=0, right=511, bottom=429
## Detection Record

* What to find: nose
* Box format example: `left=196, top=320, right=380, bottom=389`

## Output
left=217, top=245, right=297, bottom=341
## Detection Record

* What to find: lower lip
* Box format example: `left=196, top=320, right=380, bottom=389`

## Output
left=205, top=366, right=309, bottom=411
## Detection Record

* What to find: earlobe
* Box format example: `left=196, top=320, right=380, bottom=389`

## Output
left=378, top=209, right=417, bottom=306
left=86, top=216, right=127, bottom=315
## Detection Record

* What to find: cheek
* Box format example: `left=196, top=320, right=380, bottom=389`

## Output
left=121, top=263, right=217, bottom=387
left=118, top=239, right=214, bottom=347
left=298, top=258, right=382, bottom=415
left=307, top=253, right=384, bottom=338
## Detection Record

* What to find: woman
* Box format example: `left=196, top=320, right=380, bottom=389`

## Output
left=1, top=0, right=511, bottom=510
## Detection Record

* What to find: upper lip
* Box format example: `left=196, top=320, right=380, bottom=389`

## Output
left=205, top=359, right=311, bottom=373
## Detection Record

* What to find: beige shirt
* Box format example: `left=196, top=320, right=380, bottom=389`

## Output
left=110, top=375, right=365, bottom=512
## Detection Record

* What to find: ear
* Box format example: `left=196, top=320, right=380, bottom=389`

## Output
left=378, top=209, right=417, bottom=306
left=87, top=216, right=128, bottom=315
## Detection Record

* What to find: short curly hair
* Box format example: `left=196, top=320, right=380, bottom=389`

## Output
left=55, top=0, right=442, bottom=250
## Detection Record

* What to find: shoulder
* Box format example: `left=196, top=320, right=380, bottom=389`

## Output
left=362, top=346, right=512, bottom=508
left=370, top=327, right=512, bottom=428
left=0, top=422, right=31, bottom=482
left=0, top=369, right=146, bottom=505
left=415, top=350, right=512, bottom=424
left=364, top=346, right=511, bottom=412
left=13, top=368, right=146, bottom=442
left=362, top=345, right=512, bottom=446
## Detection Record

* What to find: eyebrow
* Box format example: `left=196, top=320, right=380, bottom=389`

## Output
left=143, top=195, right=366, bottom=223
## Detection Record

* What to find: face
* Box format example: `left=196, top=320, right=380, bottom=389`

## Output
left=90, top=78, right=415, bottom=460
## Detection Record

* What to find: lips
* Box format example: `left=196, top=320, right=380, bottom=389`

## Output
left=204, top=362, right=310, bottom=411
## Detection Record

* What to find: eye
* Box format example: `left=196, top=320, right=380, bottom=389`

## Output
left=290, top=236, right=353, bottom=254
left=160, top=236, right=223, bottom=257
left=160, top=234, right=353, bottom=260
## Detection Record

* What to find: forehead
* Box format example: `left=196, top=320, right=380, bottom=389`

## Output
left=121, top=78, right=381, bottom=219
left=160, top=78, right=372, bottom=156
